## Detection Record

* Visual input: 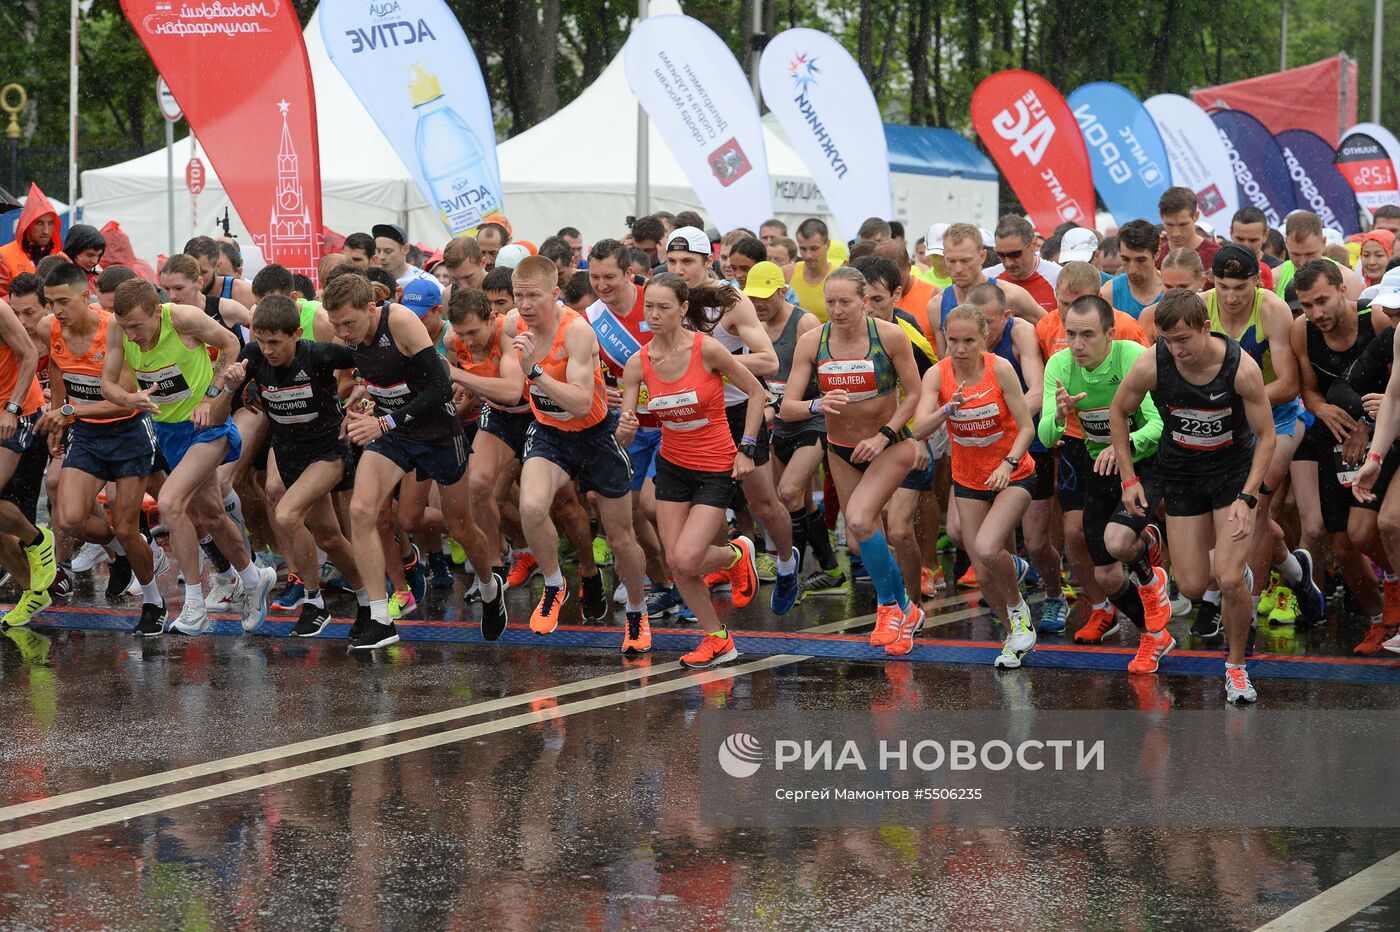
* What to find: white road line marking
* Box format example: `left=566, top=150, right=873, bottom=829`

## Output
left=1253, top=849, right=1400, bottom=931
left=0, top=654, right=806, bottom=851
left=0, top=660, right=683, bottom=823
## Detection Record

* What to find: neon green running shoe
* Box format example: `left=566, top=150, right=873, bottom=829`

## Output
left=24, top=526, right=56, bottom=593
left=592, top=537, right=613, bottom=567
left=447, top=538, right=467, bottom=566
left=388, top=589, right=417, bottom=620
left=4, top=589, right=52, bottom=627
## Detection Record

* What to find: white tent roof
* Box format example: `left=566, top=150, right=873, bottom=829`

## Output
left=80, top=0, right=830, bottom=264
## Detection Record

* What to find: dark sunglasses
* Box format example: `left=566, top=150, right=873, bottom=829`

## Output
left=995, top=247, right=1025, bottom=260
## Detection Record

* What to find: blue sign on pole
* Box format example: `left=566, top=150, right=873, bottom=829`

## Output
left=1067, top=82, right=1173, bottom=224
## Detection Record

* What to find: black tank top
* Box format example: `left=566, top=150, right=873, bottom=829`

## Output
left=1153, top=333, right=1255, bottom=476
left=350, top=302, right=457, bottom=443
left=1306, top=307, right=1375, bottom=394
left=241, top=340, right=353, bottom=448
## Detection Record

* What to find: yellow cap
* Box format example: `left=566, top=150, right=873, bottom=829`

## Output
left=408, top=63, right=443, bottom=107
left=827, top=238, right=849, bottom=264
left=743, top=261, right=787, bottom=299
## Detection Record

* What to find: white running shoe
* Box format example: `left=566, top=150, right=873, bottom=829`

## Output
left=1383, top=630, right=1400, bottom=655
left=613, top=580, right=629, bottom=604
left=995, top=601, right=1037, bottom=668
left=151, top=540, right=171, bottom=578
left=71, top=542, right=111, bottom=574
left=205, top=574, right=240, bottom=612
left=1224, top=666, right=1257, bottom=704
left=171, top=600, right=211, bottom=635
left=240, top=566, right=277, bottom=633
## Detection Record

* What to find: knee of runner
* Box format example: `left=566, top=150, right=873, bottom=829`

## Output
left=347, top=496, right=381, bottom=529
left=844, top=511, right=878, bottom=543
left=777, top=483, right=804, bottom=513
left=517, top=494, right=552, bottom=527
left=1378, top=508, right=1400, bottom=539
left=971, top=539, right=1003, bottom=569
left=273, top=499, right=307, bottom=532
left=1092, top=563, right=1124, bottom=593
left=1216, top=565, right=1247, bottom=593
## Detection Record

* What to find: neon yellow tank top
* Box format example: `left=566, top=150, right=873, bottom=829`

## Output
left=790, top=264, right=831, bottom=323
left=1206, top=288, right=1276, bottom=384
left=124, top=303, right=214, bottom=423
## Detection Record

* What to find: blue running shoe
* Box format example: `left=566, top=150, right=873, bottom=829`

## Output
left=1289, top=548, right=1326, bottom=623
left=428, top=551, right=454, bottom=590
left=405, top=545, right=427, bottom=605
left=850, top=560, right=870, bottom=583
left=646, top=586, right=681, bottom=618
left=771, top=548, right=800, bottom=616
left=270, top=576, right=306, bottom=613
left=1037, top=595, right=1069, bottom=634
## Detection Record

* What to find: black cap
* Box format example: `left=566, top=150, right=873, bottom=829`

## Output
left=1212, top=243, right=1260, bottom=280
left=371, top=223, right=408, bottom=246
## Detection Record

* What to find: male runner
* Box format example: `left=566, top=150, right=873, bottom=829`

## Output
left=342, top=232, right=375, bottom=269
left=988, top=214, right=1061, bottom=314
left=1290, top=259, right=1387, bottom=652
left=323, top=271, right=505, bottom=650
left=1112, top=289, right=1276, bottom=702
left=506, top=256, right=651, bottom=652
left=40, top=263, right=166, bottom=633
left=791, top=218, right=834, bottom=322
left=1227, top=207, right=1279, bottom=290
left=182, top=236, right=257, bottom=310
left=372, top=223, right=436, bottom=290
left=1039, top=295, right=1171, bottom=670
left=934, top=223, right=1045, bottom=355
left=1275, top=212, right=1364, bottom=302
left=100, top=279, right=275, bottom=635
left=222, top=295, right=369, bottom=637
left=441, top=235, right=487, bottom=292
left=1101, top=220, right=1164, bottom=319
left=1157, top=187, right=1221, bottom=272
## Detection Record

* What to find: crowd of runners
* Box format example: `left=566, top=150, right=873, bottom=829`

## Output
left=2, top=185, right=1400, bottom=705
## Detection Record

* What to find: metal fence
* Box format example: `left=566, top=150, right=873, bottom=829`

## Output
left=2, top=145, right=148, bottom=203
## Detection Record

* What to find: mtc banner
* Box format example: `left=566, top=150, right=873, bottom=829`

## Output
left=1276, top=130, right=1360, bottom=236
left=625, top=14, right=773, bottom=232
left=971, top=71, right=1093, bottom=234
left=1066, top=82, right=1172, bottom=224
left=1336, top=124, right=1400, bottom=221
left=321, top=0, right=502, bottom=235
left=760, top=28, right=890, bottom=238
left=121, top=0, right=321, bottom=280
left=1211, top=110, right=1295, bottom=228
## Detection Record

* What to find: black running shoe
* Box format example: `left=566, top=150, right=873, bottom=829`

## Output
left=292, top=602, right=332, bottom=638
left=480, top=573, right=508, bottom=641
left=1246, top=624, right=1258, bottom=656
left=1191, top=599, right=1222, bottom=639
left=580, top=572, right=609, bottom=623
left=105, top=555, right=133, bottom=600
left=348, top=604, right=371, bottom=641
left=428, top=551, right=454, bottom=590
left=50, top=566, right=73, bottom=598
left=349, top=619, right=399, bottom=650
left=134, top=601, right=167, bottom=637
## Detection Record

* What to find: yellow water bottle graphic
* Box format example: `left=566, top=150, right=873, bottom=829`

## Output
left=409, top=63, right=499, bottom=234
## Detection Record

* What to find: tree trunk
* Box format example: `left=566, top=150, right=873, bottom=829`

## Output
left=857, top=0, right=877, bottom=82
left=1149, top=0, right=1180, bottom=92
left=1021, top=0, right=1031, bottom=68
left=933, top=2, right=947, bottom=126
left=963, top=0, right=981, bottom=74
left=907, top=0, right=933, bottom=125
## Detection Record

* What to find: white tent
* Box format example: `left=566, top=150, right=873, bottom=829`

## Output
left=82, top=0, right=995, bottom=264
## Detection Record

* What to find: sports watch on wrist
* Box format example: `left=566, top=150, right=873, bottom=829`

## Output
left=204, top=384, right=222, bottom=399
left=1236, top=492, right=1258, bottom=509
left=3, top=402, right=19, bottom=416
left=527, top=363, right=545, bottom=380
left=60, top=403, right=75, bottom=422
left=737, top=442, right=759, bottom=460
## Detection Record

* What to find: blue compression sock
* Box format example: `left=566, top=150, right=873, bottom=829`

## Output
left=858, top=530, right=909, bottom=611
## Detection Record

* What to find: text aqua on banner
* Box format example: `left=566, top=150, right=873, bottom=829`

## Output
left=759, top=28, right=889, bottom=238
left=624, top=14, right=773, bottom=232
left=971, top=71, right=1094, bottom=235
left=121, top=0, right=322, bottom=280
left=320, top=0, right=503, bottom=236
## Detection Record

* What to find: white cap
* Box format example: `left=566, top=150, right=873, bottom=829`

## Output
left=495, top=243, right=531, bottom=269
left=1059, top=227, right=1100, bottom=262
left=979, top=228, right=995, bottom=249
left=1361, top=266, right=1400, bottom=308
left=1197, top=220, right=1216, bottom=239
left=1323, top=227, right=1345, bottom=247
left=925, top=222, right=949, bottom=256
left=665, top=225, right=711, bottom=256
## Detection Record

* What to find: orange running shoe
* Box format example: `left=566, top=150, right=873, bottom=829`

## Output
left=870, top=602, right=905, bottom=647
left=703, top=567, right=728, bottom=588
left=1354, top=623, right=1397, bottom=656
left=1139, top=566, right=1172, bottom=633
left=885, top=603, right=925, bottom=656
left=727, top=536, right=759, bottom=608
left=530, top=584, right=568, bottom=635
left=1127, top=630, right=1175, bottom=674
left=957, top=565, right=979, bottom=588
left=1073, top=605, right=1121, bottom=644
left=1384, top=579, right=1400, bottom=627
left=921, top=566, right=946, bottom=597
left=621, top=610, right=652, bottom=656
left=506, top=550, right=540, bottom=589
left=1143, top=524, right=1164, bottom=568
left=681, top=630, right=739, bottom=669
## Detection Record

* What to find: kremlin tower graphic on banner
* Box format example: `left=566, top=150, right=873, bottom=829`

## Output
left=253, top=99, right=319, bottom=279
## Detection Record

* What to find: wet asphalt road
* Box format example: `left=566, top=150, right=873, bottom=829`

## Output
left=0, top=557, right=1396, bottom=930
